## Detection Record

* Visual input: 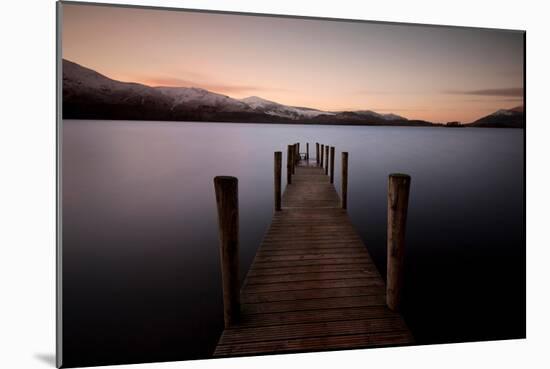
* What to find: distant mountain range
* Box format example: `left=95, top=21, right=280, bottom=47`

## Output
left=62, top=59, right=524, bottom=128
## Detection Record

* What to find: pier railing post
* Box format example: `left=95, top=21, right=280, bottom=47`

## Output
left=306, top=143, right=309, bottom=161
left=330, top=146, right=335, bottom=183
left=341, top=152, right=348, bottom=209
left=386, top=173, right=411, bottom=311
left=292, top=144, right=298, bottom=174
left=213, top=176, right=240, bottom=327
left=325, top=145, right=329, bottom=175
left=287, top=145, right=293, bottom=184
left=274, top=151, right=282, bottom=211
left=320, top=144, right=324, bottom=167
left=316, top=143, right=320, bottom=165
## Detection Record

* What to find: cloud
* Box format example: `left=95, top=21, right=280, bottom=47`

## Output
left=445, top=87, right=524, bottom=97
left=369, top=108, right=429, bottom=112
left=139, top=76, right=290, bottom=96
left=461, top=98, right=524, bottom=103
left=354, top=90, right=418, bottom=95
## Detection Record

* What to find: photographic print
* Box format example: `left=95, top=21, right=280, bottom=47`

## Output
left=57, top=1, right=525, bottom=367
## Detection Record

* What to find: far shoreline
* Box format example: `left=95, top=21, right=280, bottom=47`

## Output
left=61, top=118, right=524, bottom=129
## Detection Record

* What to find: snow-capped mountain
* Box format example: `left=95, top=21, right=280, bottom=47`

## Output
left=62, top=59, right=430, bottom=125
left=241, top=96, right=334, bottom=120
left=63, top=59, right=177, bottom=120
left=63, top=59, right=169, bottom=105
left=158, top=87, right=252, bottom=113
left=470, top=106, right=524, bottom=128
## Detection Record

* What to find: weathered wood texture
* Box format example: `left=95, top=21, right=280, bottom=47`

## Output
left=341, top=152, right=348, bottom=209
left=214, top=160, right=413, bottom=357
left=274, top=151, right=282, bottom=211
left=292, top=144, right=297, bottom=174
left=316, top=143, right=320, bottom=164
left=325, top=145, right=330, bottom=175
left=286, top=145, right=293, bottom=185
left=214, top=176, right=240, bottom=328
left=330, top=146, right=335, bottom=183
left=386, top=174, right=411, bottom=311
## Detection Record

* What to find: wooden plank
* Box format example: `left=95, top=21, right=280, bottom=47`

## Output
left=218, top=317, right=407, bottom=345
left=241, top=285, right=385, bottom=304
left=238, top=305, right=397, bottom=327
left=214, top=331, right=413, bottom=356
left=242, top=295, right=387, bottom=314
left=251, top=257, right=372, bottom=269
left=257, top=247, right=366, bottom=256
left=259, top=244, right=368, bottom=252
left=245, top=269, right=378, bottom=284
left=262, top=234, right=361, bottom=240
left=242, top=277, right=383, bottom=294
left=253, top=252, right=370, bottom=263
left=247, top=264, right=374, bottom=277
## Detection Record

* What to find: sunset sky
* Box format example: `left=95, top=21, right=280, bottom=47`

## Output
left=61, top=3, right=524, bottom=123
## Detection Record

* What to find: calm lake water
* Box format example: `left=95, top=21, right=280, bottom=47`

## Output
left=62, top=120, right=525, bottom=367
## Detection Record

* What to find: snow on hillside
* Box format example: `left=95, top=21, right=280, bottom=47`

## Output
left=493, top=109, right=515, bottom=116
left=157, top=87, right=251, bottom=112
left=63, top=59, right=170, bottom=105
left=493, top=106, right=524, bottom=116
left=353, top=110, right=407, bottom=121
left=241, top=96, right=334, bottom=120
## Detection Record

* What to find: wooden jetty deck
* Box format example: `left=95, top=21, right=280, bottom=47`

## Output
left=213, top=144, right=413, bottom=357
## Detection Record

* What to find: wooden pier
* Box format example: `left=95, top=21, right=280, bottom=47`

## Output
left=213, top=143, right=413, bottom=357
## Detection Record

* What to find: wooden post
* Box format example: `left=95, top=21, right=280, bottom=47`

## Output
left=341, top=152, right=348, bottom=209
left=325, top=145, right=329, bottom=175
left=330, top=146, right=335, bottom=183
left=287, top=145, right=293, bottom=184
left=320, top=144, right=324, bottom=167
left=306, top=143, right=309, bottom=161
left=292, top=144, right=298, bottom=174
left=386, top=173, right=411, bottom=311
left=274, top=151, right=282, bottom=211
left=213, top=176, right=240, bottom=328
left=316, top=143, right=320, bottom=165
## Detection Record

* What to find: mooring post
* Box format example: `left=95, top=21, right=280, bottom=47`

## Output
left=320, top=144, right=324, bottom=167
left=287, top=145, right=293, bottom=183
left=330, top=146, right=335, bottom=183
left=274, top=151, right=282, bottom=211
left=341, top=152, right=348, bottom=209
left=293, top=144, right=297, bottom=173
left=386, top=173, right=411, bottom=311
left=306, top=143, right=309, bottom=161
left=325, top=145, right=329, bottom=175
left=316, top=143, right=320, bottom=165
left=213, top=176, right=240, bottom=328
